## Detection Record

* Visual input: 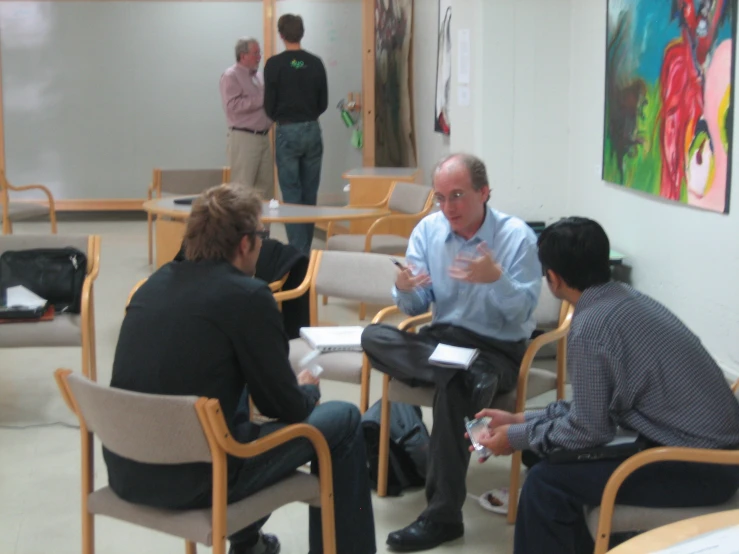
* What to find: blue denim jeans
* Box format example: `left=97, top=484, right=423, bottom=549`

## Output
left=275, top=121, right=324, bottom=255
left=228, top=394, right=376, bottom=554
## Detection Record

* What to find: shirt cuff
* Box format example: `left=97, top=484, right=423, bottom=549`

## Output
left=507, top=423, right=531, bottom=451
left=525, top=409, right=547, bottom=422
left=392, top=286, right=418, bottom=312
left=489, top=271, right=517, bottom=298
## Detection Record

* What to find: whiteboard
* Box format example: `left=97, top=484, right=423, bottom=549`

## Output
left=0, top=1, right=263, bottom=201
left=275, top=0, right=363, bottom=204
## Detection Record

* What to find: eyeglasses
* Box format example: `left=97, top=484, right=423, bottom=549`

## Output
left=250, top=229, right=270, bottom=240
left=433, top=191, right=466, bottom=206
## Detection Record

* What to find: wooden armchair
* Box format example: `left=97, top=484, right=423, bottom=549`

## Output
left=1, top=169, right=57, bottom=235
left=54, top=368, right=336, bottom=554
left=590, top=379, right=739, bottom=554
left=375, top=287, right=574, bottom=526
left=0, top=234, right=101, bottom=380
left=147, top=168, right=230, bottom=264
left=274, top=249, right=401, bottom=413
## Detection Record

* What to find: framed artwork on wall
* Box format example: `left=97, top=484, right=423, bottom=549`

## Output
left=435, top=0, right=452, bottom=135
left=603, top=0, right=736, bottom=213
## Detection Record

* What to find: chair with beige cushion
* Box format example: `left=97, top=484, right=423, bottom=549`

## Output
left=54, top=368, right=337, bottom=554
left=0, top=234, right=101, bottom=379
left=589, top=379, right=739, bottom=554
left=1, top=169, right=58, bottom=235
left=274, top=249, right=401, bottom=413
left=324, top=182, right=434, bottom=320
left=375, top=279, right=573, bottom=526
left=147, top=168, right=230, bottom=265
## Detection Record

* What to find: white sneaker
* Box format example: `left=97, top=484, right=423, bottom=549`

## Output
left=478, top=487, right=514, bottom=515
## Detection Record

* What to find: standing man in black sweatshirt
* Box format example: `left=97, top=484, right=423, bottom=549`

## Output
left=264, top=13, right=329, bottom=255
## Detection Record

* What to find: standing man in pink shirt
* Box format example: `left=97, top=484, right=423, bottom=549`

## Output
left=220, top=38, right=274, bottom=200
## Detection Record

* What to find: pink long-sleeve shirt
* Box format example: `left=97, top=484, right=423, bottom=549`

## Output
left=219, top=64, right=273, bottom=131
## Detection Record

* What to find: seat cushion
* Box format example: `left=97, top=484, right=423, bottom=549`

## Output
left=289, top=338, right=365, bottom=384
left=326, top=234, right=409, bottom=255
left=585, top=491, right=739, bottom=537
left=88, top=472, right=320, bottom=546
left=0, top=313, right=81, bottom=347
left=387, top=367, right=558, bottom=410
left=2, top=203, right=51, bottom=222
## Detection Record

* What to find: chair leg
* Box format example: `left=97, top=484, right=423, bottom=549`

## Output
left=82, top=512, right=94, bottom=554
left=148, top=213, right=153, bottom=265
left=185, top=540, right=197, bottom=554
left=322, top=294, right=328, bottom=306
left=507, top=450, right=523, bottom=524
left=377, top=375, right=392, bottom=497
left=359, top=302, right=366, bottom=321
left=88, top=295, right=98, bottom=382
left=2, top=217, right=12, bottom=235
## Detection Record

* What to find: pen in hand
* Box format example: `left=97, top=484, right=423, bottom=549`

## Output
left=390, top=258, right=407, bottom=271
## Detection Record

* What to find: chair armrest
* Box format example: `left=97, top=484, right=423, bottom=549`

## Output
left=514, top=304, right=574, bottom=411
left=272, top=250, right=317, bottom=303
left=372, top=305, right=401, bottom=324
left=126, top=278, right=148, bottom=308
left=398, top=311, right=433, bottom=332
left=269, top=272, right=289, bottom=293
left=8, top=182, right=55, bottom=203
left=593, top=446, right=739, bottom=554
left=363, top=213, right=421, bottom=250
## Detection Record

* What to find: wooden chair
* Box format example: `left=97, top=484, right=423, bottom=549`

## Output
left=589, top=379, right=739, bottom=554
left=147, top=168, right=230, bottom=265
left=375, top=281, right=573, bottom=526
left=0, top=169, right=58, bottom=235
left=54, top=368, right=336, bottom=554
left=274, top=249, right=401, bottom=413
left=0, top=234, right=101, bottom=380
left=323, top=182, right=434, bottom=320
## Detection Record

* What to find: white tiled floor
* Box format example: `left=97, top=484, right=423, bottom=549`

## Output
left=0, top=217, right=534, bottom=554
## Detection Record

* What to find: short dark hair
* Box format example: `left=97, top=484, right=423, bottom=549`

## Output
left=278, top=14, right=305, bottom=43
left=184, top=183, right=262, bottom=262
left=537, top=217, right=611, bottom=291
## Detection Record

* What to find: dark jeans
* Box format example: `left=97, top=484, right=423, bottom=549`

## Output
left=515, top=454, right=739, bottom=554
left=228, top=395, right=376, bottom=554
left=361, top=323, right=525, bottom=524
left=275, top=121, right=323, bottom=255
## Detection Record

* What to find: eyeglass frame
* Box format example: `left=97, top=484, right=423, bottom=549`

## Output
left=433, top=190, right=467, bottom=206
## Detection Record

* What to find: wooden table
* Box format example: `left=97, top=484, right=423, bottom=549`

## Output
left=608, top=510, right=739, bottom=553
left=341, top=167, right=421, bottom=234
left=143, top=197, right=386, bottom=268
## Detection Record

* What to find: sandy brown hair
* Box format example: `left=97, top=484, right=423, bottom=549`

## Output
left=184, top=183, right=262, bottom=262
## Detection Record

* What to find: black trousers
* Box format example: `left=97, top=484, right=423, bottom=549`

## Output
left=361, top=322, right=525, bottom=523
left=514, top=454, right=739, bottom=554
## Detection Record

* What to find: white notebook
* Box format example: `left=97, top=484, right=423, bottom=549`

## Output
left=299, top=326, right=364, bottom=352
left=428, top=343, right=479, bottom=369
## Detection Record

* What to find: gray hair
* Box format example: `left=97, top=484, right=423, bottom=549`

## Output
left=235, top=38, right=259, bottom=62
left=431, top=153, right=489, bottom=191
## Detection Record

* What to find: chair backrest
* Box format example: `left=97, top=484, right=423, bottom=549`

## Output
left=532, top=276, right=562, bottom=328
left=0, top=234, right=93, bottom=272
left=155, top=168, right=230, bottom=196
left=387, top=183, right=434, bottom=214
left=313, top=251, right=397, bottom=305
left=64, top=372, right=212, bottom=464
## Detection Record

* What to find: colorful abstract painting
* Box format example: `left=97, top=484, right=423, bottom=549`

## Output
left=603, top=0, right=736, bottom=213
left=375, top=0, right=416, bottom=167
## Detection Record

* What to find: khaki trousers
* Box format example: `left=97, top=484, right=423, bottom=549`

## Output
left=227, top=129, right=274, bottom=200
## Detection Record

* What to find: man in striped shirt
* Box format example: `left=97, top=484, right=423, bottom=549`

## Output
left=475, top=217, right=739, bottom=554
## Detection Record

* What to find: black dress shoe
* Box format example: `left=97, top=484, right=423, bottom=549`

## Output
left=386, top=518, right=464, bottom=552
left=468, top=371, right=499, bottom=412
left=229, top=533, right=281, bottom=554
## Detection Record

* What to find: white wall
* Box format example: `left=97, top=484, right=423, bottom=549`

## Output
left=567, top=0, right=739, bottom=378
left=450, top=0, right=570, bottom=222
left=412, top=1, right=450, bottom=183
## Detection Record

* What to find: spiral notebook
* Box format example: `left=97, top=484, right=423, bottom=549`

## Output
left=428, top=343, right=479, bottom=369
left=299, top=326, right=364, bottom=352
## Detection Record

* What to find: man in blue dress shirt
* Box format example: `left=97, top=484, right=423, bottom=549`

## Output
left=362, top=153, right=542, bottom=552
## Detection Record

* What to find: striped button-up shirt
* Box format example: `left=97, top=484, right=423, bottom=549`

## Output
left=508, top=281, right=739, bottom=454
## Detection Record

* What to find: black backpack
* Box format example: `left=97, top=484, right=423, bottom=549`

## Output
left=362, top=400, right=430, bottom=496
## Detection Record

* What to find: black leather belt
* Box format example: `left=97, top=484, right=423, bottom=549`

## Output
left=231, top=127, right=270, bottom=135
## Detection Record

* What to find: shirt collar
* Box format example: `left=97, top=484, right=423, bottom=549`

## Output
left=444, top=204, right=496, bottom=244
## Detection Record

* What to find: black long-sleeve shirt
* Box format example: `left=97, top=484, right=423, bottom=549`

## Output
left=103, top=259, right=319, bottom=509
left=264, top=49, right=328, bottom=124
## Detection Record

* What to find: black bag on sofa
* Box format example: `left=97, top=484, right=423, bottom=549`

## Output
left=0, top=248, right=87, bottom=313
